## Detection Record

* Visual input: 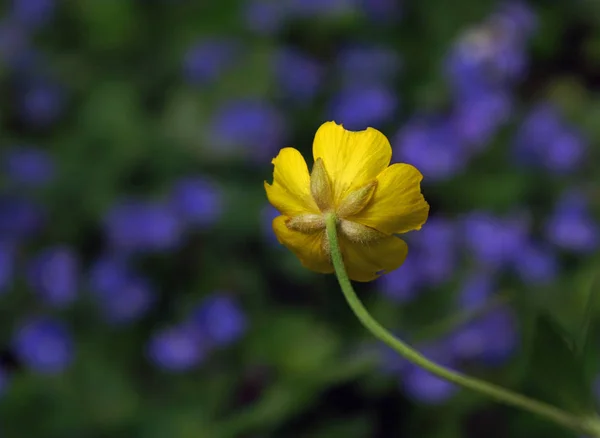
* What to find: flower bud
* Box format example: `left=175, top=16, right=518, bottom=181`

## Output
left=285, top=214, right=326, bottom=233
left=340, top=220, right=384, bottom=243
left=337, top=180, right=377, bottom=218
left=310, top=158, right=334, bottom=212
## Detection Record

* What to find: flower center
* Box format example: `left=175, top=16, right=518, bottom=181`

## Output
left=286, top=159, right=384, bottom=246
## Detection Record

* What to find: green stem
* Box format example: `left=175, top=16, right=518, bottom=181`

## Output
left=324, top=213, right=598, bottom=436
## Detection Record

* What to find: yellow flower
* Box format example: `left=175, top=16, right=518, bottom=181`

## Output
left=264, top=121, right=430, bottom=282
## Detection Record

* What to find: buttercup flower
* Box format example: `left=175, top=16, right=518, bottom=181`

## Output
left=264, top=121, right=429, bottom=282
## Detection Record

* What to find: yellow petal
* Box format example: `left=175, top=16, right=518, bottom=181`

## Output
left=339, top=234, right=408, bottom=282
left=272, top=215, right=333, bottom=274
left=265, top=147, right=319, bottom=216
left=312, top=122, right=391, bottom=205
left=350, top=163, right=429, bottom=235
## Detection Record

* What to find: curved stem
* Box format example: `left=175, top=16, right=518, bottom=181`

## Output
left=324, top=213, right=597, bottom=436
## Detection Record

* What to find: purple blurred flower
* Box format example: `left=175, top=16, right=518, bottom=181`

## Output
left=273, top=48, right=323, bottom=104
left=286, top=0, right=357, bottom=18
left=183, top=39, right=240, bottom=85
left=0, top=196, right=45, bottom=238
left=13, top=318, right=73, bottom=374
left=104, top=199, right=182, bottom=253
left=513, top=103, right=585, bottom=173
left=445, top=6, right=531, bottom=96
left=242, top=0, right=288, bottom=35
left=169, top=177, right=223, bottom=228
left=452, top=89, right=512, bottom=149
left=89, top=256, right=155, bottom=324
left=448, top=307, right=518, bottom=365
left=188, top=294, right=247, bottom=347
left=492, top=1, right=538, bottom=40
left=394, top=117, right=466, bottom=182
left=402, top=344, right=458, bottom=404
left=89, top=257, right=155, bottom=325
left=0, top=242, right=15, bottom=294
left=457, top=273, right=495, bottom=310
left=26, top=245, right=79, bottom=308
left=378, top=255, right=421, bottom=303
left=19, top=81, right=65, bottom=128
left=2, top=146, right=55, bottom=187
left=545, top=192, right=599, bottom=253
left=462, top=211, right=530, bottom=270
left=147, top=325, right=207, bottom=371
left=261, top=204, right=280, bottom=246
left=335, top=45, right=402, bottom=87
left=511, top=240, right=558, bottom=285
left=209, top=99, right=287, bottom=160
left=328, top=86, right=397, bottom=131
left=408, top=217, right=457, bottom=286
left=100, top=276, right=155, bottom=325
left=0, top=20, right=29, bottom=66
left=403, top=366, right=458, bottom=404
left=360, top=0, right=402, bottom=23
left=10, top=0, right=55, bottom=29
left=542, top=130, right=586, bottom=173
left=88, top=255, right=131, bottom=295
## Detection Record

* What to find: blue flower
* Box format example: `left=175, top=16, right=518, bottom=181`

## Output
left=0, top=195, right=45, bottom=238
left=444, top=5, right=532, bottom=97
left=0, top=20, right=30, bottom=68
left=545, top=192, right=599, bottom=253
left=88, top=255, right=131, bottom=296
left=335, top=45, right=402, bottom=87
left=188, top=294, right=247, bottom=347
left=377, top=255, right=421, bottom=303
left=183, top=38, right=240, bottom=85
left=447, top=307, right=518, bottom=365
left=10, top=0, right=55, bottom=29
left=328, top=86, right=397, bottom=131
left=542, top=129, right=586, bottom=174
left=408, top=217, right=458, bottom=286
left=273, top=48, right=323, bottom=104
left=26, top=245, right=79, bottom=308
left=286, top=0, right=357, bottom=18
left=13, top=318, right=73, bottom=374
left=209, top=99, right=287, bottom=161
left=452, top=89, right=512, bottom=149
left=511, top=240, right=558, bottom=285
left=169, top=177, right=223, bottom=228
left=19, top=80, right=65, bottom=128
left=104, top=199, right=182, bottom=253
left=462, top=211, right=530, bottom=270
left=0, top=242, right=15, bottom=295
left=513, top=103, right=586, bottom=173
left=2, top=146, right=55, bottom=188
left=89, top=258, right=156, bottom=325
left=457, top=273, right=495, bottom=311
left=242, top=0, right=288, bottom=35
left=359, top=0, right=402, bottom=23
left=403, top=366, right=458, bottom=404
left=394, top=117, right=467, bottom=182
left=401, top=343, right=458, bottom=404
left=261, top=204, right=280, bottom=246
left=147, top=325, right=207, bottom=372
left=492, top=1, right=538, bottom=40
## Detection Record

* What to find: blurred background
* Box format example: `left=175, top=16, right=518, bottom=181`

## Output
left=0, top=0, right=600, bottom=437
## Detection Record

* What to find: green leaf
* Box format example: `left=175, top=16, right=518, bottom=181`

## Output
left=528, top=313, right=595, bottom=414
